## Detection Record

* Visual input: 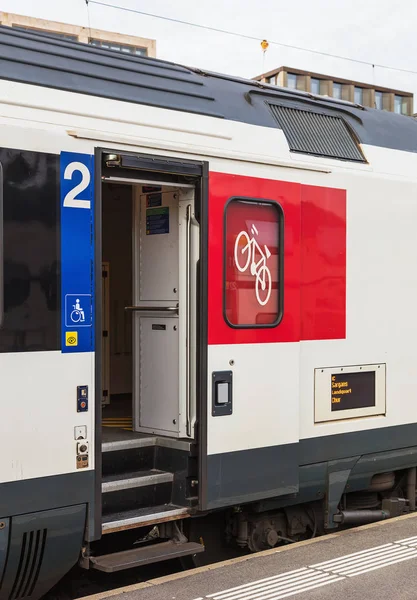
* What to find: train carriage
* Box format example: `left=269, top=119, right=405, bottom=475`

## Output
left=0, top=24, right=417, bottom=600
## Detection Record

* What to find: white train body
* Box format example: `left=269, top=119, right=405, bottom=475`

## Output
left=0, top=25, right=416, bottom=599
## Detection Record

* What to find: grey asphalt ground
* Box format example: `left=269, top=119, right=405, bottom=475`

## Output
left=79, top=513, right=417, bottom=600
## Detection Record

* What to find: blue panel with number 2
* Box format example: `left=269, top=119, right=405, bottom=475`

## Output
left=60, top=151, right=95, bottom=353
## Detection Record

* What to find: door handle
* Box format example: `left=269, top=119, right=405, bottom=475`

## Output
left=124, top=305, right=179, bottom=314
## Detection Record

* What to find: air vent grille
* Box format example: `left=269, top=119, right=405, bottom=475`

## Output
left=269, top=104, right=365, bottom=162
left=9, top=529, right=47, bottom=600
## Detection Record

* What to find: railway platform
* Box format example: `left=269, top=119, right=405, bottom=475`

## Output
left=81, top=512, right=417, bottom=600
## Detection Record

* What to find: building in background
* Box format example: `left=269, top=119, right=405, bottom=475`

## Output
left=254, top=66, right=413, bottom=116
left=0, top=11, right=156, bottom=57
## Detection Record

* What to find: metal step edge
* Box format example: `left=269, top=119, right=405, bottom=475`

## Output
left=102, top=436, right=192, bottom=453
left=102, top=436, right=158, bottom=453
left=90, top=540, right=205, bottom=573
left=102, top=471, right=173, bottom=493
left=102, top=506, right=189, bottom=535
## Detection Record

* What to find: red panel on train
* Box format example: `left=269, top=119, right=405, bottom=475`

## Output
left=300, top=185, right=346, bottom=341
left=208, top=171, right=301, bottom=345
left=208, top=171, right=346, bottom=345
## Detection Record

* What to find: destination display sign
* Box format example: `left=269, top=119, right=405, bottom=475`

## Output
left=331, top=371, right=376, bottom=412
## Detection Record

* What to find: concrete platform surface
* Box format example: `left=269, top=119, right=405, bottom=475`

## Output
left=80, top=513, right=417, bottom=600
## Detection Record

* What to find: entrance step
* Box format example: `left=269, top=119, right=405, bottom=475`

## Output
left=102, top=436, right=157, bottom=477
left=102, top=504, right=190, bottom=534
left=90, top=539, right=205, bottom=573
left=102, top=434, right=159, bottom=453
left=102, top=429, right=197, bottom=509
left=101, top=428, right=197, bottom=529
left=102, top=469, right=173, bottom=493
left=101, top=429, right=192, bottom=454
left=101, top=430, right=192, bottom=478
left=102, top=469, right=174, bottom=516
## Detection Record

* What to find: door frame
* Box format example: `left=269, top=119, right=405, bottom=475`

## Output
left=131, top=184, right=195, bottom=438
left=101, top=261, right=110, bottom=407
left=93, top=148, right=209, bottom=538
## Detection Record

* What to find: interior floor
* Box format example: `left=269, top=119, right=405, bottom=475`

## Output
left=102, top=394, right=132, bottom=430
left=101, top=425, right=193, bottom=447
left=101, top=425, right=154, bottom=445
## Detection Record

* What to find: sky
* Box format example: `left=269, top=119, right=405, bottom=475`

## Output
left=2, top=0, right=417, bottom=108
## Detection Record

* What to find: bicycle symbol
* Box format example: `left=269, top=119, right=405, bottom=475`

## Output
left=70, top=298, right=85, bottom=323
left=234, top=224, right=272, bottom=306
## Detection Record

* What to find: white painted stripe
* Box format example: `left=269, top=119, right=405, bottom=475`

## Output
left=212, top=575, right=340, bottom=600
left=347, top=551, right=417, bottom=577
left=210, top=574, right=316, bottom=600
left=215, top=573, right=337, bottom=600
left=250, top=576, right=345, bottom=600
left=244, top=575, right=339, bottom=600
left=393, top=535, right=417, bottom=544
left=206, top=569, right=309, bottom=598
left=206, top=532, right=417, bottom=600
left=312, top=544, right=397, bottom=571
left=211, top=571, right=323, bottom=600
left=398, top=540, right=417, bottom=547
left=337, top=548, right=417, bottom=575
left=318, top=545, right=411, bottom=573
left=310, top=543, right=393, bottom=568
left=335, top=548, right=417, bottom=575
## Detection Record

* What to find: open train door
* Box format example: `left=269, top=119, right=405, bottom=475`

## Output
left=199, top=171, right=301, bottom=511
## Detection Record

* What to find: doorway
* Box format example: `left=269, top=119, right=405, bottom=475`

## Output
left=101, top=182, right=133, bottom=429
left=101, top=178, right=198, bottom=439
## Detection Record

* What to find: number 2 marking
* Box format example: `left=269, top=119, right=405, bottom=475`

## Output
left=63, top=161, right=91, bottom=209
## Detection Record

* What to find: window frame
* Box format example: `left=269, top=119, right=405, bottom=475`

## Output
left=375, top=90, right=383, bottom=110
left=311, top=77, right=321, bottom=95
left=223, top=196, right=284, bottom=330
left=333, top=82, right=343, bottom=100
left=354, top=86, right=364, bottom=105
left=89, top=38, right=148, bottom=56
left=287, top=73, right=298, bottom=89
left=394, top=94, right=408, bottom=115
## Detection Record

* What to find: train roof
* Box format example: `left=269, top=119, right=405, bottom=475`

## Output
left=1, top=25, right=417, bottom=154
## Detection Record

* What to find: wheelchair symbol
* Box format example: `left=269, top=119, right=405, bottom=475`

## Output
left=70, top=298, right=85, bottom=323
left=65, top=294, right=91, bottom=328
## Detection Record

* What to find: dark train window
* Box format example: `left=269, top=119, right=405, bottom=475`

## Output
left=224, top=198, right=283, bottom=328
left=0, top=149, right=60, bottom=352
